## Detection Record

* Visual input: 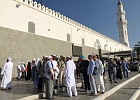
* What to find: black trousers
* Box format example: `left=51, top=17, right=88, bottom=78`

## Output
left=38, top=77, right=43, bottom=91
left=83, top=72, right=91, bottom=90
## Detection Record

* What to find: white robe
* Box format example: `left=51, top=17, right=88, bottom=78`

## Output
left=17, top=65, right=21, bottom=73
left=1, top=61, right=13, bottom=89
left=94, top=59, right=105, bottom=92
left=17, top=65, right=21, bottom=79
left=52, top=60, right=59, bottom=79
left=94, top=59, right=104, bottom=84
left=21, top=64, right=25, bottom=72
left=64, top=60, right=76, bottom=87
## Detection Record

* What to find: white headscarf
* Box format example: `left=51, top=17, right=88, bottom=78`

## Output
left=22, top=62, right=25, bottom=64
left=7, top=57, right=12, bottom=62
left=35, top=58, right=40, bottom=66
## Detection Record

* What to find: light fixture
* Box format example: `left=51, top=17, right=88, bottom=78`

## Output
left=16, top=3, right=21, bottom=8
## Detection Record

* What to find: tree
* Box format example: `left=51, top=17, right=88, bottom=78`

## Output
left=134, top=41, right=140, bottom=61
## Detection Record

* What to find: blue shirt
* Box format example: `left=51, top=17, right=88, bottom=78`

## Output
left=87, top=59, right=95, bottom=75
left=121, top=62, right=128, bottom=70
left=44, top=61, right=53, bottom=72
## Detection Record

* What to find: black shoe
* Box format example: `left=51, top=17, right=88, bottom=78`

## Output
left=101, top=92, right=105, bottom=94
left=60, top=85, right=62, bottom=88
left=54, top=86, right=58, bottom=89
left=8, top=88, right=12, bottom=90
left=97, top=91, right=100, bottom=93
left=114, top=81, right=118, bottom=83
left=80, top=87, right=83, bottom=89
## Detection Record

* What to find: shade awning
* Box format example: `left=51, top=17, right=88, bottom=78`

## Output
left=101, top=50, right=132, bottom=57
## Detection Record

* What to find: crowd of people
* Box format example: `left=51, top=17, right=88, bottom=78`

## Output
left=0, top=54, right=130, bottom=100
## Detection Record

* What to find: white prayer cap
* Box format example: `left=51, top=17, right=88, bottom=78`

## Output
left=47, top=56, right=52, bottom=59
left=7, top=57, right=12, bottom=62
left=56, top=55, right=59, bottom=58
left=22, top=62, right=24, bottom=64
left=32, top=58, right=36, bottom=61
left=18, top=62, right=21, bottom=64
left=67, top=56, right=71, bottom=58
left=53, top=55, right=57, bottom=57
left=36, top=58, right=40, bottom=60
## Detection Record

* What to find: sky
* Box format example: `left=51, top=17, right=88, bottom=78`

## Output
left=35, top=0, right=140, bottom=48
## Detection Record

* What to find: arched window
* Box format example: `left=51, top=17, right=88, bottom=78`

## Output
left=82, top=38, right=85, bottom=45
left=104, top=45, right=107, bottom=51
left=94, top=39, right=102, bottom=49
left=67, top=33, right=70, bottom=42
left=28, top=22, right=35, bottom=33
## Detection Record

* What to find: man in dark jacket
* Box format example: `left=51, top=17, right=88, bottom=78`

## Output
left=108, top=58, right=118, bottom=83
left=79, top=55, right=91, bottom=93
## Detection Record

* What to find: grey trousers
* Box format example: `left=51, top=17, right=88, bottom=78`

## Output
left=110, top=67, right=117, bottom=82
left=46, top=79, right=54, bottom=99
left=42, top=76, right=46, bottom=92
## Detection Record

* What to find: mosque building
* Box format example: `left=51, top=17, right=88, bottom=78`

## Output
left=0, top=0, right=131, bottom=76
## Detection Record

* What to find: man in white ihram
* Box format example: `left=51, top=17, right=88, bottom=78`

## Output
left=0, top=57, right=13, bottom=90
left=16, top=62, right=21, bottom=80
left=64, top=56, right=77, bottom=97
left=93, top=54, right=105, bottom=94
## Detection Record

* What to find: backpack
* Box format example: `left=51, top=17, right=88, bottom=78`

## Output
left=93, top=60, right=99, bottom=75
left=93, top=66, right=98, bottom=75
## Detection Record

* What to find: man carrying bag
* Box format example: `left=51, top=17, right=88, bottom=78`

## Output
left=44, top=56, right=56, bottom=100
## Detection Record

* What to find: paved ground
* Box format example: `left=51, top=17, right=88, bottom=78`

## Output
left=137, top=96, right=140, bottom=100
left=38, top=72, right=139, bottom=100
left=105, top=76, right=140, bottom=100
left=0, top=79, right=38, bottom=100
left=0, top=72, right=139, bottom=100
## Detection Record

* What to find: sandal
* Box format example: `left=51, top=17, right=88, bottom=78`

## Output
left=51, top=96, right=56, bottom=99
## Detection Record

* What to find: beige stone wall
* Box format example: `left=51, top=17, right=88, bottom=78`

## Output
left=82, top=46, right=98, bottom=59
left=0, top=26, right=72, bottom=77
left=0, top=26, right=109, bottom=77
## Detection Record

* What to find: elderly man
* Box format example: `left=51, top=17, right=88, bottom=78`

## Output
left=87, top=55, right=97, bottom=96
left=1, top=57, right=13, bottom=90
left=44, top=56, right=56, bottom=100
left=64, top=56, right=77, bottom=97
left=93, top=54, right=105, bottom=94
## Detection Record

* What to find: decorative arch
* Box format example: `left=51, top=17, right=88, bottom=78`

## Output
left=94, top=39, right=102, bottom=49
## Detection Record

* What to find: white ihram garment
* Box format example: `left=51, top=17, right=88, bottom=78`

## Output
left=94, top=59, right=105, bottom=92
left=52, top=60, right=59, bottom=79
left=17, top=65, right=21, bottom=79
left=64, top=60, right=77, bottom=97
left=1, top=59, right=13, bottom=89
